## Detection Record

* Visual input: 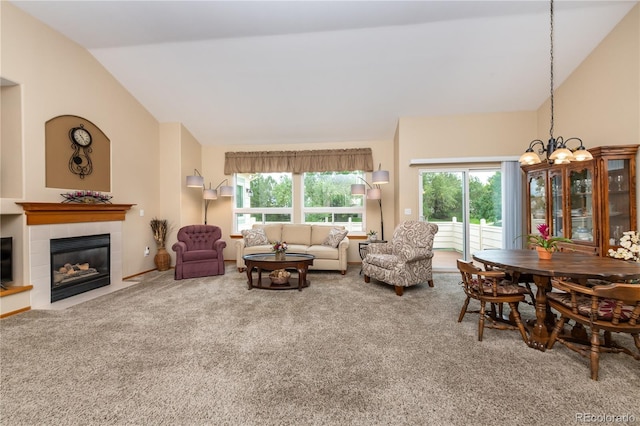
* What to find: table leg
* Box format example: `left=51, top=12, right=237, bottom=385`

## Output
left=245, top=264, right=253, bottom=290
left=530, top=275, right=552, bottom=350
left=297, top=266, right=307, bottom=291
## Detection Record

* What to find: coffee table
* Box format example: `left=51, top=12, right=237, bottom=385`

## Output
left=243, top=253, right=315, bottom=291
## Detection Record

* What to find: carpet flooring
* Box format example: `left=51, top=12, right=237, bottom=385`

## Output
left=1, top=265, right=638, bottom=425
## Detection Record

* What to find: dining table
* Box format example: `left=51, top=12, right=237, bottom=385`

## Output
left=472, top=249, right=640, bottom=351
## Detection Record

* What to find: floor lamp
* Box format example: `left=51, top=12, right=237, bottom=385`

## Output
left=186, top=169, right=233, bottom=224
left=351, top=165, right=389, bottom=240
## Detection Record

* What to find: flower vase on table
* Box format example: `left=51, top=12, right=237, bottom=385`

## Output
left=272, top=241, right=288, bottom=261
left=536, top=246, right=553, bottom=260
left=524, top=224, right=570, bottom=261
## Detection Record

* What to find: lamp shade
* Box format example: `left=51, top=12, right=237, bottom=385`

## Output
left=219, top=185, right=234, bottom=197
left=519, top=151, right=541, bottom=165
left=372, top=169, right=389, bottom=185
left=573, top=148, right=593, bottom=162
left=366, top=188, right=381, bottom=200
left=351, top=184, right=366, bottom=195
left=186, top=175, right=204, bottom=188
left=548, top=147, right=574, bottom=163
left=203, top=189, right=217, bottom=200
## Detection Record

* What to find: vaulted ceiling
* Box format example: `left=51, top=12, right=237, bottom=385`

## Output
left=10, top=1, right=638, bottom=146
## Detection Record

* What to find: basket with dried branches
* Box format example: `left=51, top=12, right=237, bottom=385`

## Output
left=150, top=218, right=171, bottom=248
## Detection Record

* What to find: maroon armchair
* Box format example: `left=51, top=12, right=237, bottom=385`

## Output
left=172, top=225, right=226, bottom=280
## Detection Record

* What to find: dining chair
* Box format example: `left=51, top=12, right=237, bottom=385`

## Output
left=457, top=259, right=529, bottom=343
left=476, top=251, right=536, bottom=306
left=546, top=278, right=640, bottom=380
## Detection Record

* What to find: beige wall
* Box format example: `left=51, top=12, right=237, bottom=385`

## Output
left=1, top=84, right=23, bottom=199
left=395, top=111, right=537, bottom=226
left=158, top=123, right=203, bottom=265
left=539, top=5, right=639, bottom=147
left=180, top=126, right=205, bottom=228
left=159, top=123, right=181, bottom=266
left=538, top=4, right=639, bottom=224
left=1, top=3, right=165, bottom=278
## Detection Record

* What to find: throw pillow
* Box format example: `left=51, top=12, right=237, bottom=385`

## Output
left=323, top=227, right=348, bottom=248
left=242, top=228, right=269, bottom=247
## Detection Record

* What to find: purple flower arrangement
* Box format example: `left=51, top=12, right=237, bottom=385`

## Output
left=271, top=241, right=288, bottom=253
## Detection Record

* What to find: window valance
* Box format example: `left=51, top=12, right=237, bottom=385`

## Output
left=224, top=148, right=374, bottom=174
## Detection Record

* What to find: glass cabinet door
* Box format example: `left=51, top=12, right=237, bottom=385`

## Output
left=529, top=172, right=547, bottom=234
left=607, top=159, right=631, bottom=245
left=568, top=166, right=594, bottom=242
left=549, top=172, right=563, bottom=238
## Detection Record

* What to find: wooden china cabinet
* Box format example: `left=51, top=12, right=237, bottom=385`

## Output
left=522, top=144, right=638, bottom=256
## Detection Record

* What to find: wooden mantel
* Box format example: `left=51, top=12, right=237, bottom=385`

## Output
left=16, top=202, right=135, bottom=225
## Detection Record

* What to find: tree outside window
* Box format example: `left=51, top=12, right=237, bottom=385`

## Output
left=422, top=171, right=501, bottom=225
left=303, top=171, right=365, bottom=228
left=232, top=171, right=367, bottom=233
left=234, top=173, right=292, bottom=231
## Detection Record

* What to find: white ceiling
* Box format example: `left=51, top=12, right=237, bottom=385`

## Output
left=10, top=1, right=638, bottom=146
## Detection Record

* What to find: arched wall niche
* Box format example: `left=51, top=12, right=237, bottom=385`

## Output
left=45, top=115, right=111, bottom=192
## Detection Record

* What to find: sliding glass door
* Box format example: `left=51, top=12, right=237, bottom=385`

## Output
left=420, top=168, right=502, bottom=270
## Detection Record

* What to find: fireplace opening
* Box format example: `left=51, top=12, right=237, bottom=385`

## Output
left=50, top=234, right=110, bottom=302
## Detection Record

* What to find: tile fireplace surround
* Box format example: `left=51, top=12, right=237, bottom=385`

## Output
left=17, top=203, right=135, bottom=310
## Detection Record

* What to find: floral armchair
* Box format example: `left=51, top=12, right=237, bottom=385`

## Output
left=172, top=225, right=226, bottom=280
left=362, top=221, right=438, bottom=296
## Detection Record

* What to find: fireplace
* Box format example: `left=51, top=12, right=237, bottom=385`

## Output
left=16, top=203, right=134, bottom=309
left=50, top=234, right=110, bottom=302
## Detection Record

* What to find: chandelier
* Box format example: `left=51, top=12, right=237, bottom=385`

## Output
left=519, top=0, right=593, bottom=166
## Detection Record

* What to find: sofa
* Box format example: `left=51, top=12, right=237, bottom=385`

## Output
left=236, top=224, right=349, bottom=274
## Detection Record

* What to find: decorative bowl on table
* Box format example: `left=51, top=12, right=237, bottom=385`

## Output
left=269, top=269, right=291, bottom=285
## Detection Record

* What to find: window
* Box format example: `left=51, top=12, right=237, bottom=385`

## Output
left=232, top=171, right=366, bottom=233
left=302, top=171, right=365, bottom=229
left=420, top=167, right=503, bottom=267
left=234, top=173, right=293, bottom=232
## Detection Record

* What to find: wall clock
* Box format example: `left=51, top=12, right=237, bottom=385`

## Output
left=68, top=124, right=93, bottom=179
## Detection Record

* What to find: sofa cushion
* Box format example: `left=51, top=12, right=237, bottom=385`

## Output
left=255, top=224, right=283, bottom=244
left=286, top=244, right=309, bottom=254
left=311, top=225, right=333, bottom=245
left=323, top=227, right=349, bottom=248
left=241, top=228, right=269, bottom=247
left=183, top=250, right=219, bottom=262
left=282, top=224, right=312, bottom=245
left=306, top=244, right=339, bottom=260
